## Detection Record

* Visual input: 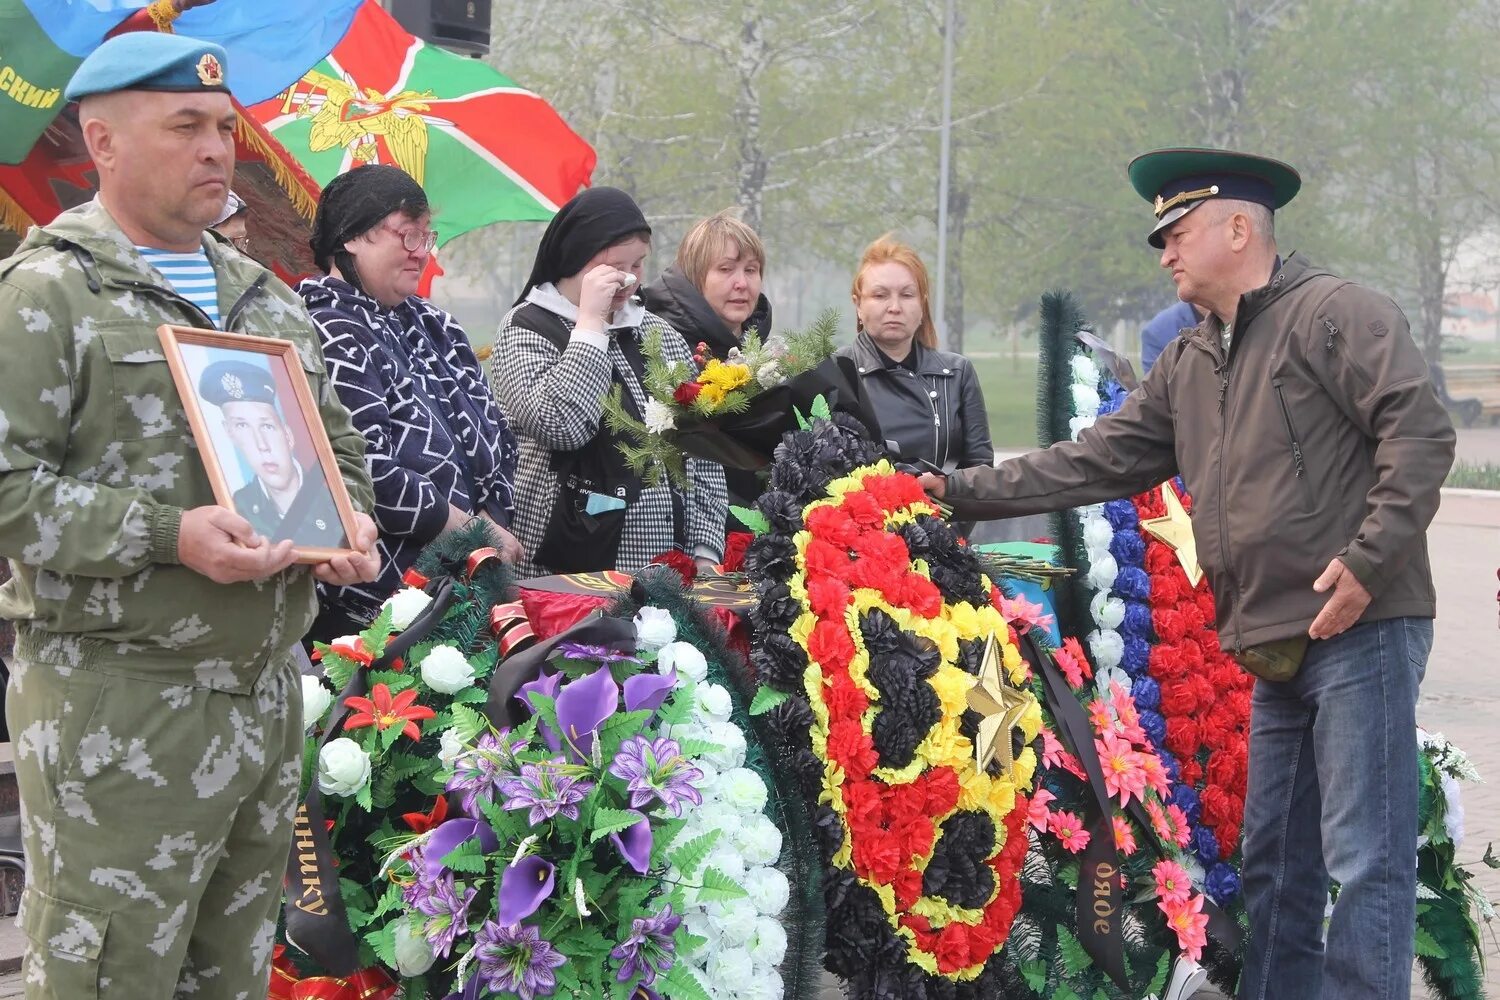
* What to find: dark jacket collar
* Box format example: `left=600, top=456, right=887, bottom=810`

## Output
left=850, top=331, right=952, bottom=377
left=639, top=266, right=773, bottom=360
left=1189, top=252, right=1331, bottom=357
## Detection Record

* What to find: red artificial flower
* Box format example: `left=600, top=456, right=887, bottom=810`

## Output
left=1056, top=637, right=1093, bottom=689
left=343, top=683, right=435, bottom=741
left=823, top=670, right=870, bottom=720
left=650, top=549, right=697, bottom=586
left=720, top=531, right=753, bottom=573
left=806, top=575, right=852, bottom=617
left=805, top=506, right=859, bottom=547
left=839, top=490, right=887, bottom=529
left=673, top=381, right=703, bottom=405
left=314, top=635, right=375, bottom=666
left=808, top=619, right=857, bottom=672
left=401, top=795, right=449, bottom=833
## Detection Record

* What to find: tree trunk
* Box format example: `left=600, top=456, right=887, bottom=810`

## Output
left=943, top=185, right=970, bottom=354
left=735, top=6, right=768, bottom=232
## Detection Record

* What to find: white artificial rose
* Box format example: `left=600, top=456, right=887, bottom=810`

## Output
left=704, top=721, right=747, bottom=770
left=746, top=917, right=787, bottom=967
left=1068, top=415, right=1097, bottom=441
left=739, top=968, right=785, bottom=1000
left=1089, top=592, right=1126, bottom=631
left=1071, top=383, right=1101, bottom=416
left=1070, top=355, right=1101, bottom=386
left=1081, top=514, right=1114, bottom=554
left=733, top=814, right=783, bottom=867
left=683, top=911, right=720, bottom=957
left=691, top=759, right=721, bottom=794
left=743, top=866, right=789, bottom=917
left=317, top=738, right=371, bottom=797
left=1094, top=665, right=1131, bottom=702
left=1088, top=629, right=1124, bottom=672
left=392, top=916, right=436, bottom=976
left=708, top=901, right=758, bottom=947
left=755, top=360, right=782, bottom=386
left=300, top=676, right=333, bottom=731
left=716, top=767, right=768, bottom=815
left=705, top=946, right=755, bottom=990
left=705, top=846, right=747, bottom=883
left=382, top=587, right=433, bottom=631
left=658, top=641, right=708, bottom=682
left=696, top=803, right=743, bottom=837
left=644, top=398, right=677, bottom=434
left=419, top=644, right=475, bottom=694
left=695, top=683, right=733, bottom=723
left=633, top=606, right=677, bottom=652
left=1085, top=553, right=1119, bottom=591
left=438, top=728, right=465, bottom=769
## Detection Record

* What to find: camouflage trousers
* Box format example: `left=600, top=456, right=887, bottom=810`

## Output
left=6, top=654, right=302, bottom=999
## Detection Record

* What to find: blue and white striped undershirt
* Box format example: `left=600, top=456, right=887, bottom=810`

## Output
left=137, top=246, right=221, bottom=328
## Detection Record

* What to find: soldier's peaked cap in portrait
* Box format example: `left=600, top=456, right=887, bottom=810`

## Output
left=64, top=32, right=229, bottom=102
left=199, top=360, right=278, bottom=409
left=1128, top=147, right=1301, bottom=249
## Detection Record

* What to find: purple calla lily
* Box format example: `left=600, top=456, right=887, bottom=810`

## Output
left=608, top=811, right=654, bottom=875
left=623, top=670, right=676, bottom=715
left=497, top=853, right=556, bottom=926
left=629, top=988, right=662, bottom=1000
left=553, top=667, right=619, bottom=761
left=423, top=818, right=498, bottom=878
left=517, top=671, right=563, bottom=749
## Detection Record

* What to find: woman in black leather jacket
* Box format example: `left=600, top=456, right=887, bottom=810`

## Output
left=838, top=234, right=993, bottom=474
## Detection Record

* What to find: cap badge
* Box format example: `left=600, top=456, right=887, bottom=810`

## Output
left=196, top=53, right=224, bottom=88
left=1153, top=184, right=1221, bottom=219
left=221, top=373, right=244, bottom=399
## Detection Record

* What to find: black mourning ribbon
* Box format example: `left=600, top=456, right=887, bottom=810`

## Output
left=1020, top=633, right=1240, bottom=989
left=483, top=613, right=636, bottom=731
left=284, top=579, right=457, bottom=975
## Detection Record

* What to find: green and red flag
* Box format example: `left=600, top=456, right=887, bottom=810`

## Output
left=248, top=0, right=596, bottom=245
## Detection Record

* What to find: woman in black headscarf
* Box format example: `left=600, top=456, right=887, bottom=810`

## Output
left=299, top=165, right=521, bottom=641
left=490, top=187, right=726, bottom=577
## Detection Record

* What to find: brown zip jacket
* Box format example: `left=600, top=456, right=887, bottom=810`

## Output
left=947, top=254, right=1455, bottom=651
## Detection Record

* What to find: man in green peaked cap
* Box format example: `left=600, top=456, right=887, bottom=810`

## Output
left=926, top=148, right=1453, bottom=999
left=0, top=30, right=380, bottom=1000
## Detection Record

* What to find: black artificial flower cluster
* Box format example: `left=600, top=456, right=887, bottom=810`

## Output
left=922, top=812, right=997, bottom=909
left=861, top=608, right=942, bottom=769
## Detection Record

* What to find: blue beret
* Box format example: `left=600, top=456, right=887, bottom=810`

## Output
left=199, top=360, right=278, bottom=408
left=65, top=32, right=229, bottom=102
left=1127, top=148, right=1301, bottom=249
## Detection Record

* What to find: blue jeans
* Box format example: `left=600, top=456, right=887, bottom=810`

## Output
left=1238, top=617, right=1432, bottom=1000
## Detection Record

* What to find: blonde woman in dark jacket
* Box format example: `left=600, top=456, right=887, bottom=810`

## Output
left=837, top=235, right=993, bottom=474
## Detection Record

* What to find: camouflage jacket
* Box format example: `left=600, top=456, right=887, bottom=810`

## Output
left=0, top=199, right=374, bottom=693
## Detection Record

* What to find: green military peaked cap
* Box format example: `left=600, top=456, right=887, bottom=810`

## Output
left=1127, top=147, right=1301, bottom=249
left=65, top=32, right=229, bottom=102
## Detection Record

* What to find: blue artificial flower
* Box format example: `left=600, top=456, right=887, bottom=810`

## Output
left=1122, top=637, right=1154, bottom=676
left=1205, top=863, right=1242, bottom=905
left=1109, top=531, right=1146, bottom=567
left=1169, top=785, right=1202, bottom=825
left=1192, top=824, right=1221, bottom=865
left=1113, top=567, right=1151, bottom=601
left=1131, top=676, right=1161, bottom=711
left=1103, top=499, right=1139, bottom=531
left=1121, top=602, right=1155, bottom=640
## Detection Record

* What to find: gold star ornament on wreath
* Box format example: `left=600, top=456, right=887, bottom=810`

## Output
left=1141, top=481, right=1204, bottom=587
left=966, top=632, right=1034, bottom=781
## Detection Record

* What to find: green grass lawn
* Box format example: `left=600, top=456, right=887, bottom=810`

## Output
left=973, top=355, right=1043, bottom=449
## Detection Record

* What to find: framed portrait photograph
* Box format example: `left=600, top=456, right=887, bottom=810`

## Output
left=157, top=325, right=361, bottom=564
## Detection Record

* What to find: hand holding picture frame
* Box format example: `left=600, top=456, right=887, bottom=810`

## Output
left=158, top=325, right=362, bottom=565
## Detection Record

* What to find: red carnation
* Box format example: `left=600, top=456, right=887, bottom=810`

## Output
left=650, top=549, right=697, bottom=586
left=672, top=381, right=703, bottom=405
left=720, top=531, right=753, bottom=572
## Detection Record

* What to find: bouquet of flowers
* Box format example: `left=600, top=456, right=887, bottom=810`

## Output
left=278, top=525, right=808, bottom=1000
left=601, top=311, right=877, bottom=487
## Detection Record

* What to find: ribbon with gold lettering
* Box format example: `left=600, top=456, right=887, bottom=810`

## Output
left=465, top=546, right=503, bottom=580
left=270, top=945, right=399, bottom=1000
left=489, top=600, right=537, bottom=658
left=284, top=580, right=456, bottom=975
left=1021, top=634, right=1239, bottom=984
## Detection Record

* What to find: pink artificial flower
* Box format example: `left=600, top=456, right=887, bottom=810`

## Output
left=1054, top=644, right=1089, bottom=690
left=1048, top=811, right=1091, bottom=854
left=1166, top=804, right=1193, bottom=848
left=1112, top=815, right=1137, bottom=855
left=1108, top=682, right=1149, bottom=745
left=1041, top=728, right=1086, bottom=780
left=1152, top=859, right=1192, bottom=906
left=1138, top=752, right=1172, bottom=798
left=1160, top=891, right=1209, bottom=961
left=1097, top=731, right=1149, bottom=807
left=1145, top=798, right=1175, bottom=844
left=1000, top=594, right=1055, bottom=635
left=1087, top=698, right=1114, bottom=736
left=1027, top=788, right=1056, bottom=833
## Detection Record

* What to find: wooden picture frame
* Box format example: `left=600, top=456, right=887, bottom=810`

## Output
left=157, top=325, right=360, bottom=564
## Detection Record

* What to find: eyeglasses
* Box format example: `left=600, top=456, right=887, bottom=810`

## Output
left=384, top=223, right=438, bottom=254
left=229, top=235, right=253, bottom=253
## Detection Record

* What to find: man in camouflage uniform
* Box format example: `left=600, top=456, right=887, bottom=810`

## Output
left=0, top=33, right=379, bottom=999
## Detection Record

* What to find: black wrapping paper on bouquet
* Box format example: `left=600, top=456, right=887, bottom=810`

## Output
left=670, top=355, right=883, bottom=470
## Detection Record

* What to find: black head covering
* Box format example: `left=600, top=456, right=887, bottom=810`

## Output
left=515, top=186, right=651, bottom=306
left=309, top=165, right=430, bottom=294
